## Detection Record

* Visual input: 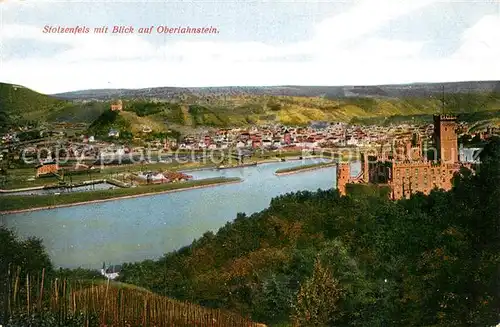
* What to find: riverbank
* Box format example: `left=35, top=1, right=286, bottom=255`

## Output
left=0, top=177, right=242, bottom=215
left=274, top=161, right=337, bottom=176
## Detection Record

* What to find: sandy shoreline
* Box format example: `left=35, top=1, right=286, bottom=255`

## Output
left=0, top=179, right=242, bottom=215
left=274, top=162, right=337, bottom=176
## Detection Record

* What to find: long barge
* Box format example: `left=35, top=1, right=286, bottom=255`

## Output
left=217, top=162, right=258, bottom=170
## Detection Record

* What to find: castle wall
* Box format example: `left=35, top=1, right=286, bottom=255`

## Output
left=390, top=161, right=458, bottom=199
left=336, top=114, right=464, bottom=200
left=354, top=115, right=461, bottom=200
left=36, top=164, right=59, bottom=177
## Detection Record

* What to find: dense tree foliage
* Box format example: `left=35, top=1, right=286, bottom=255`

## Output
left=292, top=258, right=344, bottom=326
left=0, top=227, right=52, bottom=322
left=0, top=83, right=68, bottom=131
left=87, top=109, right=122, bottom=136
left=0, top=227, right=103, bottom=325
left=0, top=227, right=53, bottom=281
left=118, top=137, right=500, bottom=326
left=127, top=101, right=165, bottom=117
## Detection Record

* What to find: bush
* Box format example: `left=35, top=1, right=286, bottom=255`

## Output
left=5, top=311, right=99, bottom=327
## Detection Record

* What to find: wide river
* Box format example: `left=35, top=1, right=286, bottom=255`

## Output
left=0, top=159, right=360, bottom=269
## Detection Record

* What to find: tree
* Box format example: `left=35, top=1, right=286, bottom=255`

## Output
left=253, top=273, right=295, bottom=323
left=292, top=258, right=345, bottom=327
left=446, top=136, right=500, bottom=325
left=0, top=227, right=54, bottom=322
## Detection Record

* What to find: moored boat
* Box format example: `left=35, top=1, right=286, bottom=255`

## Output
left=217, top=162, right=258, bottom=170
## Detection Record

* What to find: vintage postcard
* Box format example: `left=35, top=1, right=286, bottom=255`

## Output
left=0, top=0, right=499, bottom=326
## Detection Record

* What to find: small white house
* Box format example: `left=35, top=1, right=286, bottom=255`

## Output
left=137, top=171, right=168, bottom=183
left=346, top=136, right=358, bottom=146
left=262, top=139, right=272, bottom=148
left=100, top=262, right=122, bottom=280
left=108, top=129, right=120, bottom=138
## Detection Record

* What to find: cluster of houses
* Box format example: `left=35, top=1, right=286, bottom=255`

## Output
left=173, top=122, right=496, bottom=151
left=177, top=124, right=340, bottom=150
left=1, top=133, right=20, bottom=143
left=3, top=119, right=499, bottom=168
left=136, top=171, right=192, bottom=184
left=180, top=124, right=367, bottom=151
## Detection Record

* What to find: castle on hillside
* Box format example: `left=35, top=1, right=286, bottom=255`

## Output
left=110, top=99, right=123, bottom=111
left=337, top=114, right=473, bottom=200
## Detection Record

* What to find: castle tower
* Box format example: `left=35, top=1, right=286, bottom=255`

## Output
left=361, top=152, right=369, bottom=182
left=433, top=114, right=458, bottom=164
left=416, top=133, right=423, bottom=160
left=336, top=163, right=350, bottom=196
left=405, top=141, right=412, bottom=161
left=111, top=99, right=123, bottom=111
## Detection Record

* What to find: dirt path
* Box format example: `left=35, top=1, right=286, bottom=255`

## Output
left=180, top=105, right=194, bottom=126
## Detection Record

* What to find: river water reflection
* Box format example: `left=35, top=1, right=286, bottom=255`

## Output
left=0, top=159, right=360, bottom=269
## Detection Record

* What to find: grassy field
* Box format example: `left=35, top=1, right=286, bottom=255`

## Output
left=0, top=177, right=241, bottom=212
left=1, top=169, right=100, bottom=190
left=351, top=108, right=500, bottom=126
left=1, top=160, right=220, bottom=190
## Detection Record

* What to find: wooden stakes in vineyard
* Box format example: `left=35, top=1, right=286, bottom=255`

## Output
left=4, top=267, right=266, bottom=326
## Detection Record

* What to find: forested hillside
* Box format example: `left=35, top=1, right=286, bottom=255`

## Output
left=118, top=137, right=500, bottom=327
left=0, top=83, right=66, bottom=130
left=2, top=81, right=500, bottom=133
left=78, top=93, right=500, bottom=135
left=0, top=83, right=107, bottom=131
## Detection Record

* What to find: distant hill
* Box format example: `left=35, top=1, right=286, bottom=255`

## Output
left=50, top=80, right=500, bottom=128
left=0, top=82, right=67, bottom=129
left=52, top=81, right=500, bottom=101
left=0, top=82, right=108, bottom=131
left=2, top=81, right=500, bottom=133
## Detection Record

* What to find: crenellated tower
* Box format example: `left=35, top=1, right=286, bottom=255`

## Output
left=433, top=114, right=458, bottom=164
left=336, top=162, right=350, bottom=196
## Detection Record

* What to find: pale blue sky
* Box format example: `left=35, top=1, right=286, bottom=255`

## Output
left=0, top=0, right=499, bottom=93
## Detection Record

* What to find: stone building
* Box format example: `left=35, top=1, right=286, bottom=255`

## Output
left=110, top=99, right=123, bottom=111
left=36, top=162, right=59, bottom=178
left=337, top=114, right=467, bottom=200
